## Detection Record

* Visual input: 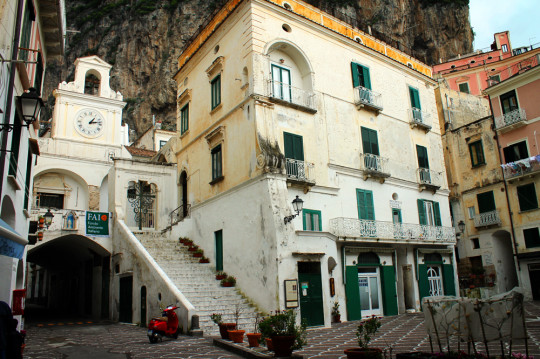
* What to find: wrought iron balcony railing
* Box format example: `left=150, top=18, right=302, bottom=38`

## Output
left=354, top=86, right=383, bottom=111
left=494, top=108, right=526, bottom=129
left=267, top=80, right=316, bottom=111
left=170, top=204, right=191, bottom=227
left=360, top=153, right=390, bottom=179
left=409, top=107, right=431, bottom=131
left=502, top=157, right=540, bottom=180
left=285, top=158, right=315, bottom=184
left=473, top=210, right=501, bottom=228
left=329, top=217, right=456, bottom=244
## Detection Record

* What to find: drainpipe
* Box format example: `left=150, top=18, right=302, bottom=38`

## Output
left=0, top=0, right=25, bottom=200
left=488, top=98, right=520, bottom=271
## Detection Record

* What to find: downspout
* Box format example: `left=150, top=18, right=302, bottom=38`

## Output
left=488, top=99, right=520, bottom=271
left=0, top=0, right=25, bottom=199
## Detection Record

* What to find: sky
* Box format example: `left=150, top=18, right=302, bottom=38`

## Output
left=469, top=0, right=540, bottom=52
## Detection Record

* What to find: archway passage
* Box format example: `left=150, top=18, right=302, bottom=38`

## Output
left=26, top=235, right=111, bottom=322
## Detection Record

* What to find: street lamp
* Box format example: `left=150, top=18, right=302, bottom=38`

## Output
left=44, top=209, right=54, bottom=229
left=457, top=220, right=465, bottom=237
left=1, top=88, right=44, bottom=132
left=284, top=195, right=304, bottom=224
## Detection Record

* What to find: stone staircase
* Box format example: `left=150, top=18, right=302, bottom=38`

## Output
left=137, top=233, right=260, bottom=336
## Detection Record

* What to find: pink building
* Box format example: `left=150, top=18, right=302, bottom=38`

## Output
left=433, top=32, right=540, bottom=96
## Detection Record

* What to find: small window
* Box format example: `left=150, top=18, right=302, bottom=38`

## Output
left=180, top=103, right=189, bottom=134
left=500, top=90, right=518, bottom=114
left=282, top=24, right=291, bottom=32
left=471, top=238, right=480, bottom=249
left=450, top=65, right=456, bottom=69
left=487, top=56, right=493, bottom=60
left=303, top=209, right=321, bottom=231
left=468, top=206, right=475, bottom=219
left=159, top=140, right=167, bottom=149
left=211, top=144, right=223, bottom=182
left=458, top=82, right=470, bottom=94
left=502, top=44, right=508, bottom=53
left=470, top=60, right=476, bottom=64
left=283, top=2, right=292, bottom=10
left=36, top=192, right=64, bottom=209
left=503, top=141, right=528, bottom=163
left=468, top=140, right=485, bottom=167
left=211, top=74, right=221, bottom=110
left=407, top=62, right=413, bottom=68
left=517, top=183, right=538, bottom=212
left=354, top=37, right=363, bottom=44
left=524, top=228, right=540, bottom=248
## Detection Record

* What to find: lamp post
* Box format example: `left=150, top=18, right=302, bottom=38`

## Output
left=284, top=195, right=304, bottom=224
left=44, top=209, right=54, bottom=229
left=1, top=88, right=44, bottom=132
left=457, top=220, right=465, bottom=237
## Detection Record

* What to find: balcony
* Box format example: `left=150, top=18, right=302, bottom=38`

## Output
left=267, top=80, right=317, bottom=113
left=409, top=107, right=431, bottom=132
left=417, top=168, right=441, bottom=193
left=329, top=217, right=456, bottom=244
left=354, top=86, right=383, bottom=113
left=502, top=157, right=540, bottom=182
left=285, top=158, right=315, bottom=185
left=473, top=210, right=501, bottom=228
left=360, top=153, right=390, bottom=183
left=494, top=108, right=526, bottom=131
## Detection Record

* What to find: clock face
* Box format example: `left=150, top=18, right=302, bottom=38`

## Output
left=74, top=109, right=104, bottom=137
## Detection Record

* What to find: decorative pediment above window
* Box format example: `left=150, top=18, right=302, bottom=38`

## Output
left=205, top=125, right=225, bottom=148
left=177, top=89, right=191, bottom=106
left=457, top=76, right=470, bottom=82
left=206, top=56, right=225, bottom=79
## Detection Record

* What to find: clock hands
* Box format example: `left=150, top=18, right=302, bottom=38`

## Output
left=89, top=117, right=96, bottom=124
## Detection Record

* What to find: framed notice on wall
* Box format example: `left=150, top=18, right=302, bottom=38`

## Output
left=85, top=211, right=111, bottom=237
left=284, top=279, right=299, bottom=308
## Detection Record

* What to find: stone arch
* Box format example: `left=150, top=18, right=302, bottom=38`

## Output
left=265, top=39, right=314, bottom=92
left=33, top=169, right=90, bottom=210
left=0, top=195, right=16, bottom=228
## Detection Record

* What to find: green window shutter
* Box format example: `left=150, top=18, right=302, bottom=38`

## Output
left=351, top=62, right=371, bottom=90
left=477, top=191, right=496, bottom=213
left=351, top=63, right=360, bottom=88
left=418, top=264, right=430, bottom=302
left=517, top=183, right=538, bottom=211
left=362, top=66, right=372, bottom=90
left=302, top=209, right=322, bottom=231
left=357, top=189, right=375, bottom=220
left=361, top=127, right=379, bottom=156
left=345, top=266, right=361, bottom=321
left=283, top=132, right=304, bottom=161
left=409, top=87, right=421, bottom=109
left=380, top=266, right=398, bottom=316
left=442, top=264, right=456, bottom=296
left=416, top=145, right=429, bottom=169
left=417, top=199, right=427, bottom=225
left=8, top=122, right=22, bottom=176
left=433, top=201, right=442, bottom=226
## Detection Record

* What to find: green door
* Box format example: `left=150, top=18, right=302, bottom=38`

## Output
left=215, top=230, right=223, bottom=272
left=345, top=265, right=362, bottom=321
left=298, top=262, right=324, bottom=327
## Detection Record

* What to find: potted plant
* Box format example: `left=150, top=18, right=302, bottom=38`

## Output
left=211, top=313, right=236, bottom=340
left=332, top=301, right=341, bottom=323
left=221, top=276, right=236, bottom=287
left=184, top=238, right=193, bottom=247
left=38, top=216, right=44, bottom=229
left=188, top=244, right=198, bottom=252
left=199, top=256, right=210, bottom=263
left=258, top=309, right=307, bottom=357
left=193, top=248, right=204, bottom=258
left=344, top=315, right=383, bottom=359
left=246, top=313, right=262, bottom=347
left=216, top=271, right=227, bottom=280
left=227, top=304, right=245, bottom=343
left=37, top=232, right=43, bottom=241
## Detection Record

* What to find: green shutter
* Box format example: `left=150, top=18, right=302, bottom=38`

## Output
left=357, top=189, right=375, bottom=220
left=417, top=199, right=427, bottom=225
left=442, top=264, right=456, bottom=296
left=362, top=66, right=372, bottom=90
left=380, top=266, right=398, bottom=315
left=284, top=132, right=304, bottom=161
left=416, top=145, right=429, bottom=169
left=8, top=122, right=22, bottom=176
left=477, top=191, right=496, bottom=213
left=409, top=87, right=421, bottom=109
left=351, top=63, right=360, bottom=88
left=361, top=127, right=379, bottom=156
left=433, top=201, right=442, bottom=226
left=418, top=264, right=430, bottom=302
left=345, top=266, right=361, bottom=321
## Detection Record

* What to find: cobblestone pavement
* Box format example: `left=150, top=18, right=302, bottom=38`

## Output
left=23, top=302, right=540, bottom=359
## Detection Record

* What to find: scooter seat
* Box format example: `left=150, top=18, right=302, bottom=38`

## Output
left=152, top=316, right=168, bottom=321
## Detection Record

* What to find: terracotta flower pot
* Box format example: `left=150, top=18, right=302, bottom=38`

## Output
left=227, top=329, right=245, bottom=343
left=246, top=333, right=261, bottom=347
left=193, top=252, right=203, bottom=257
left=344, top=348, right=383, bottom=359
left=222, top=282, right=233, bottom=287
left=332, top=314, right=341, bottom=323
left=270, top=335, right=295, bottom=357
left=218, top=323, right=236, bottom=340
left=199, top=258, right=210, bottom=263
left=38, top=218, right=45, bottom=224
left=37, top=232, right=43, bottom=241
left=216, top=274, right=226, bottom=280
left=265, top=338, right=273, bottom=351
left=188, top=246, right=197, bottom=252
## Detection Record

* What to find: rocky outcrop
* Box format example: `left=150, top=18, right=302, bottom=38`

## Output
left=43, top=0, right=472, bottom=139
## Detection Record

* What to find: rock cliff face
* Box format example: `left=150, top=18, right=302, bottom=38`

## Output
left=43, top=0, right=473, bottom=139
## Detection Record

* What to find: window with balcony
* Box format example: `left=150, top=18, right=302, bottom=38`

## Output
left=458, top=82, right=470, bottom=94
left=503, top=141, right=528, bottom=163
left=468, top=140, right=485, bottom=167
left=351, top=62, right=382, bottom=111
left=351, top=62, right=371, bottom=89
left=477, top=191, right=496, bottom=214
left=271, top=64, right=292, bottom=102
left=417, top=199, right=441, bottom=226
left=180, top=103, right=189, bottom=135
left=211, top=144, right=223, bottom=183
left=211, top=74, right=221, bottom=110
left=500, top=90, right=518, bottom=114
left=284, top=132, right=305, bottom=179
left=36, top=192, right=64, bottom=209
left=303, top=209, right=321, bottom=231
left=524, top=227, right=540, bottom=248
left=517, top=183, right=538, bottom=212
left=357, top=189, right=375, bottom=220
left=409, top=86, right=422, bottom=120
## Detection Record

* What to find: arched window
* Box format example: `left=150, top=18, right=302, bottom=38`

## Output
left=126, top=181, right=157, bottom=230
left=84, top=72, right=101, bottom=95
left=357, top=252, right=380, bottom=265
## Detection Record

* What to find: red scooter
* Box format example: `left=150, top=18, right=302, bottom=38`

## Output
left=147, top=304, right=180, bottom=343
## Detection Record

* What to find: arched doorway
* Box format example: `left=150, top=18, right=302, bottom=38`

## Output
left=492, top=230, right=518, bottom=292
